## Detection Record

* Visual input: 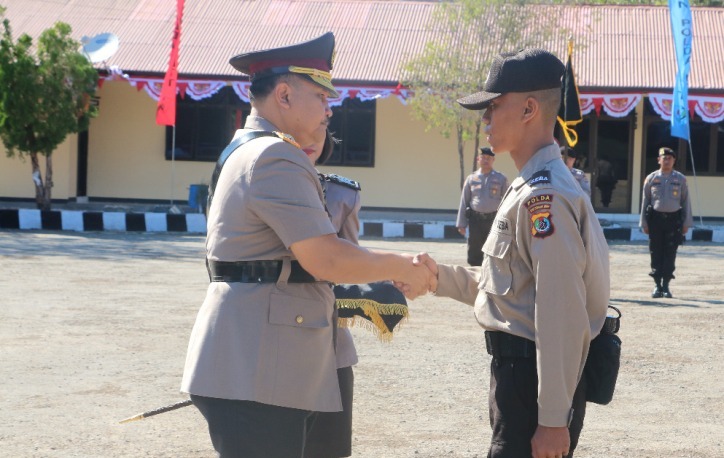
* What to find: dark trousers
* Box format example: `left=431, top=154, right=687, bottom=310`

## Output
left=468, top=212, right=495, bottom=266
left=648, top=210, right=682, bottom=282
left=487, top=347, right=587, bottom=458
left=597, top=184, right=615, bottom=207
left=304, top=366, right=354, bottom=458
left=190, top=395, right=317, bottom=458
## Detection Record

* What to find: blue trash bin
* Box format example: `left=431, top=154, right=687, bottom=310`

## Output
left=188, top=184, right=208, bottom=212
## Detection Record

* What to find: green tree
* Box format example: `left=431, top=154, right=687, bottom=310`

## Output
left=402, top=0, right=576, bottom=188
left=0, top=12, right=98, bottom=210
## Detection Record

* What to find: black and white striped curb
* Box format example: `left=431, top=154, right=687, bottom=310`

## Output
left=1, top=208, right=722, bottom=242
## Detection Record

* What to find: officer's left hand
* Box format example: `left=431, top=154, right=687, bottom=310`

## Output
left=531, top=425, right=570, bottom=458
left=683, top=225, right=689, bottom=234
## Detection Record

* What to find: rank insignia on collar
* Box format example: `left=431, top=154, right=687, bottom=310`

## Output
left=273, top=131, right=301, bottom=149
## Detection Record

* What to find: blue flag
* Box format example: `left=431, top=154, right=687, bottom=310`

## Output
left=668, top=0, right=693, bottom=141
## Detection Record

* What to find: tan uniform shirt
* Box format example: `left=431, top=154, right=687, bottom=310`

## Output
left=437, top=144, right=610, bottom=427
left=181, top=116, right=342, bottom=412
left=456, top=169, right=508, bottom=228
left=639, top=169, right=693, bottom=230
left=322, top=174, right=361, bottom=369
left=570, top=167, right=591, bottom=198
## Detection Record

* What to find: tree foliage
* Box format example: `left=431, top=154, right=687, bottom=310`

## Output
left=0, top=12, right=98, bottom=210
left=402, top=0, right=576, bottom=189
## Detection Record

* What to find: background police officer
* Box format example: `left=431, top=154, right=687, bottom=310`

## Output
left=640, top=147, right=693, bottom=298
left=561, top=146, right=591, bottom=199
left=456, top=147, right=508, bottom=266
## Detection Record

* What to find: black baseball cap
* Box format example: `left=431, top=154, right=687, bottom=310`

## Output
left=480, top=147, right=495, bottom=157
left=458, top=48, right=565, bottom=111
left=560, top=146, right=578, bottom=158
left=229, top=33, right=338, bottom=97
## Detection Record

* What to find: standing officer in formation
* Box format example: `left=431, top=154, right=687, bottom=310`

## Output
left=456, top=147, right=509, bottom=266
left=416, top=48, right=609, bottom=458
left=180, top=33, right=433, bottom=458
left=640, top=147, right=693, bottom=298
left=561, top=146, right=591, bottom=199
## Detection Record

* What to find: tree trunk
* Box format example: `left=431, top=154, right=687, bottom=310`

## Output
left=457, top=124, right=465, bottom=189
left=472, top=119, right=482, bottom=172
left=30, top=152, right=52, bottom=210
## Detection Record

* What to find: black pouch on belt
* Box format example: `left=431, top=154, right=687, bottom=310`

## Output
left=583, top=305, right=622, bottom=405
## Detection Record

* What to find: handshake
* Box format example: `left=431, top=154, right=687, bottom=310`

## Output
left=392, top=253, right=439, bottom=300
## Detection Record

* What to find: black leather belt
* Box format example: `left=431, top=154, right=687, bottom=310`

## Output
left=485, top=331, right=535, bottom=366
left=207, top=260, right=317, bottom=283
left=471, top=211, right=496, bottom=220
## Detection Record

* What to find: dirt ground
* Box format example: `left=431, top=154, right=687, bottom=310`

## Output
left=0, top=230, right=722, bottom=458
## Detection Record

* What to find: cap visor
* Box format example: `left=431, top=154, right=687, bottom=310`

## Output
left=307, top=74, right=339, bottom=98
left=457, top=91, right=501, bottom=110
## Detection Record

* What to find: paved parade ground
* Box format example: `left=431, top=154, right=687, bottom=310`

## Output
left=1, top=230, right=722, bottom=457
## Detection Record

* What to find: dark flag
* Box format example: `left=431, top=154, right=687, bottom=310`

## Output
left=557, top=38, right=582, bottom=147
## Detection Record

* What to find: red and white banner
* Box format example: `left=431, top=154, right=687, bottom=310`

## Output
left=155, top=0, right=185, bottom=126
left=579, top=94, right=642, bottom=118
left=650, top=93, right=724, bottom=123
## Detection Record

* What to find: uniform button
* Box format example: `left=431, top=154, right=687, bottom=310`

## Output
left=295, top=315, right=304, bottom=324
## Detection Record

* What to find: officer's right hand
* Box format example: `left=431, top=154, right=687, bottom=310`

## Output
left=642, top=227, right=649, bottom=234
left=393, top=254, right=436, bottom=300
left=457, top=227, right=466, bottom=236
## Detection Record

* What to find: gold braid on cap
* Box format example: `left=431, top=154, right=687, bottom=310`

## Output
left=288, top=66, right=333, bottom=81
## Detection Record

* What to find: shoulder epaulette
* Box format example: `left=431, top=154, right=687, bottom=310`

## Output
left=322, top=173, right=361, bottom=191
left=527, top=170, right=551, bottom=187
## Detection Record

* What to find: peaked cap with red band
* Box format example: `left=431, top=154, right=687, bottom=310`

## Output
left=229, top=32, right=338, bottom=97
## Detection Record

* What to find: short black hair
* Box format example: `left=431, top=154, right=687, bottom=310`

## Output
left=249, top=74, right=292, bottom=102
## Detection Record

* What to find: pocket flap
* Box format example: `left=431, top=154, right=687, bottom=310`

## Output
left=269, top=292, right=330, bottom=329
left=483, top=233, right=513, bottom=258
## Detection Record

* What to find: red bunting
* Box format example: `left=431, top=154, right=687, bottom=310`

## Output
left=156, top=0, right=185, bottom=126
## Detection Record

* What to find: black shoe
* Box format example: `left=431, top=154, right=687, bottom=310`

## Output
left=652, top=286, right=663, bottom=298
left=662, top=287, right=672, bottom=298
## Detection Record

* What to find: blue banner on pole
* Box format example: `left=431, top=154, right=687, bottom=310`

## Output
left=668, top=0, right=693, bottom=141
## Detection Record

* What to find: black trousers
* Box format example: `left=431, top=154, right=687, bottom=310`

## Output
left=304, top=366, right=354, bottom=458
left=468, top=213, right=495, bottom=266
left=648, top=210, right=682, bottom=282
left=488, top=355, right=587, bottom=458
left=190, top=395, right=317, bottom=458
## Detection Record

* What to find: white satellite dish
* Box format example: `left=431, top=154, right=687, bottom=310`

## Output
left=81, top=33, right=120, bottom=64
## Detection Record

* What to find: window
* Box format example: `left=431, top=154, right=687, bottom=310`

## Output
left=165, top=87, right=249, bottom=162
left=643, top=101, right=724, bottom=176
left=326, top=98, right=375, bottom=167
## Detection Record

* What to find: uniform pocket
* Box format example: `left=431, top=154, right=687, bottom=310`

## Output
left=651, top=183, right=662, bottom=199
left=669, top=183, right=681, bottom=199
left=488, top=179, right=503, bottom=199
left=480, top=233, right=513, bottom=295
left=269, top=292, right=330, bottom=329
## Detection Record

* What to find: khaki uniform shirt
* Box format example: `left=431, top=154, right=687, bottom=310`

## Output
left=639, top=169, right=693, bottom=230
left=570, top=167, right=591, bottom=198
left=181, top=116, right=342, bottom=412
left=456, top=169, right=508, bottom=228
left=437, top=144, right=610, bottom=427
left=322, top=175, right=361, bottom=369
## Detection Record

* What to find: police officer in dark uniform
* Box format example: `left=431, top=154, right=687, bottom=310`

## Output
left=561, top=146, right=591, bottom=199
left=456, top=147, right=508, bottom=266
left=640, top=147, right=693, bottom=298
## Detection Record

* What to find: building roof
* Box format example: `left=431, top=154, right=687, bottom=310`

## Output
left=3, top=0, right=724, bottom=92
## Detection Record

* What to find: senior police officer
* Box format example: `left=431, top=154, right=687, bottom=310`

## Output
left=561, top=146, right=591, bottom=199
left=456, top=147, right=509, bottom=266
left=415, top=48, right=609, bottom=458
left=640, top=147, right=693, bottom=298
left=180, top=33, right=433, bottom=458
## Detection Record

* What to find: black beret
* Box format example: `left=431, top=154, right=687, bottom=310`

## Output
left=458, top=48, right=565, bottom=111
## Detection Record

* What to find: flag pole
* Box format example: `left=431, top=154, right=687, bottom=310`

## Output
left=685, top=138, right=705, bottom=228
left=170, top=124, right=176, bottom=207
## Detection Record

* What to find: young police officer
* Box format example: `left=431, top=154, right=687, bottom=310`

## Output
left=640, top=147, right=693, bottom=298
left=415, top=48, right=610, bottom=458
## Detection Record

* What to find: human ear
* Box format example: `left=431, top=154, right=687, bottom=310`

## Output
left=275, top=82, right=292, bottom=108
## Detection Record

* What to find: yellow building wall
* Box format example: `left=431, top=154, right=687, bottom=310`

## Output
left=317, top=96, right=518, bottom=211
left=0, top=134, right=77, bottom=200
left=1, top=85, right=723, bottom=219
left=88, top=81, right=214, bottom=201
